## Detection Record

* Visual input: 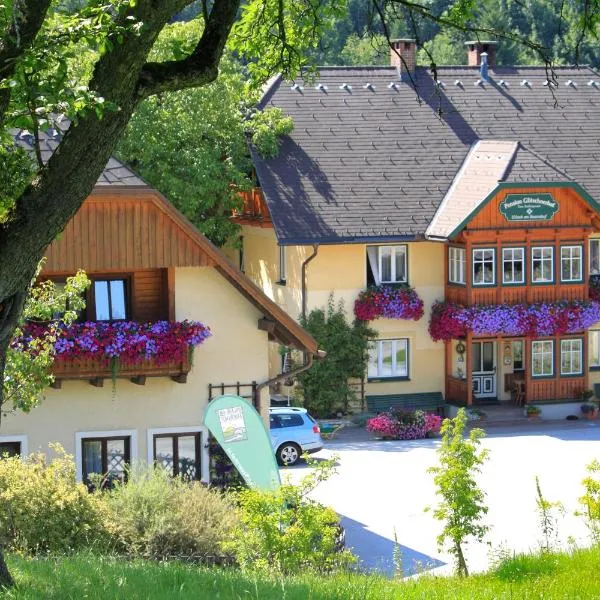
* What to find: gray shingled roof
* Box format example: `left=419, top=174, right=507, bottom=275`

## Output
left=12, top=126, right=147, bottom=187
left=254, top=65, right=600, bottom=244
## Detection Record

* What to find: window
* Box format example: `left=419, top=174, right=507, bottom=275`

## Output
left=561, top=339, right=583, bottom=375
left=278, top=246, right=286, bottom=283
left=502, top=248, right=525, bottom=284
left=368, top=339, right=409, bottom=379
left=560, top=245, right=583, bottom=282
left=590, top=331, right=600, bottom=369
left=590, top=239, right=600, bottom=275
left=472, top=248, right=495, bottom=285
left=532, top=340, right=554, bottom=377
left=532, top=247, right=554, bottom=283
left=154, top=432, right=202, bottom=481
left=94, top=279, right=127, bottom=321
left=449, top=247, right=466, bottom=284
left=0, top=442, right=21, bottom=458
left=270, top=414, right=304, bottom=429
left=512, top=340, right=524, bottom=371
left=366, top=245, right=407, bottom=285
left=81, top=435, right=130, bottom=489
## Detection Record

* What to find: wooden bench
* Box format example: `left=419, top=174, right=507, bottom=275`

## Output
left=365, top=392, right=447, bottom=416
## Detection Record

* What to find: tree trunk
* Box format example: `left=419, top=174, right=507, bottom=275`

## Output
left=0, top=289, right=30, bottom=588
left=456, top=543, right=469, bottom=577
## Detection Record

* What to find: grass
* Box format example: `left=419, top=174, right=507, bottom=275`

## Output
left=2, top=546, right=600, bottom=599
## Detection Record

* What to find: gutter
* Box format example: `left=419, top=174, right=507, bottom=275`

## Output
left=301, top=244, right=319, bottom=320
left=254, top=349, right=327, bottom=410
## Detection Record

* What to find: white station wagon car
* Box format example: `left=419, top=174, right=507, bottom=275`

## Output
left=269, top=407, right=324, bottom=466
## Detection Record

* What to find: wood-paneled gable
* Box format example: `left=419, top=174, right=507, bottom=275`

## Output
left=43, top=189, right=217, bottom=273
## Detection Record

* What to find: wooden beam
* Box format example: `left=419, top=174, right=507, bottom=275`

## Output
left=89, top=377, right=104, bottom=388
left=258, top=317, right=276, bottom=333
left=167, top=267, right=175, bottom=321
left=171, top=373, right=187, bottom=384
left=131, top=375, right=146, bottom=386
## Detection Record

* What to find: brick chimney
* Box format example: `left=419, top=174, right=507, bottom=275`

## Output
left=390, top=39, right=416, bottom=81
left=465, top=41, right=498, bottom=67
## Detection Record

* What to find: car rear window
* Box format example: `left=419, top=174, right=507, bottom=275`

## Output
left=277, top=414, right=304, bottom=428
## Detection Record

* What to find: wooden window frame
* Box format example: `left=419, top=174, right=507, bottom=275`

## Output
left=501, top=247, right=525, bottom=285
left=531, top=246, right=554, bottom=285
left=590, top=239, right=600, bottom=276
left=90, top=275, right=132, bottom=322
left=368, top=338, right=409, bottom=381
left=560, top=338, right=584, bottom=377
left=153, top=432, right=202, bottom=481
left=531, top=340, right=554, bottom=378
left=448, top=246, right=466, bottom=285
left=560, top=245, right=584, bottom=283
left=590, top=330, right=600, bottom=370
left=80, top=435, right=131, bottom=488
left=472, top=248, right=496, bottom=287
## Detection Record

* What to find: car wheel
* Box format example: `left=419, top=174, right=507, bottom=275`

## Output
left=277, top=442, right=301, bottom=466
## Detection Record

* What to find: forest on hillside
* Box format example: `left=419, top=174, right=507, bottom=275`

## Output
left=177, top=0, right=599, bottom=68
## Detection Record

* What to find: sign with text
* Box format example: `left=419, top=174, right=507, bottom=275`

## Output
left=499, top=193, right=559, bottom=222
left=204, top=395, right=281, bottom=491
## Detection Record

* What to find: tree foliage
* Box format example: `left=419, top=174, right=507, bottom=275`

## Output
left=427, top=408, right=489, bottom=577
left=297, top=297, right=375, bottom=417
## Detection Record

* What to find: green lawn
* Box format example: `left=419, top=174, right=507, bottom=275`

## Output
left=2, top=547, right=600, bottom=599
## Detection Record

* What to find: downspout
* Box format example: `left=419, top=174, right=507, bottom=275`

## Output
left=254, top=350, right=326, bottom=411
left=302, top=244, right=319, bottom=320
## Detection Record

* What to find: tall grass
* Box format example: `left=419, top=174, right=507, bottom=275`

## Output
left=3, top=545, right=600, bottom=599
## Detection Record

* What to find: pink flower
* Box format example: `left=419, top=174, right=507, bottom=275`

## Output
left=355, top=285, right=424, bottom=322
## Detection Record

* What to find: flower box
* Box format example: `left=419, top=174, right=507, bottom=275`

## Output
left=354, top=285, right=424, bottom=322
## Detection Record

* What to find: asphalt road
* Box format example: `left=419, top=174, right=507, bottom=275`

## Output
left=280, top=420, right=600, bottom=576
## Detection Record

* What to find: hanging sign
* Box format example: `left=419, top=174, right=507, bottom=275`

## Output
left=499, top=193, right=559, bottom=222
left=204, top=394, right=281, bottom=491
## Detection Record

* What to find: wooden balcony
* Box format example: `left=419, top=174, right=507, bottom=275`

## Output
left=232, top=188, right=272, bottom=227
left=446, top=282, right=587, bottom=307
left=51, top=354, right=191, bottom=387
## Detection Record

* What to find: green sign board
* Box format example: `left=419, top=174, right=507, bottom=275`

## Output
left=499, top=193, right=559, bottom=222
left=204, top=394, right=281, bottom=491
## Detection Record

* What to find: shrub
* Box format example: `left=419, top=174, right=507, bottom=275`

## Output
left=101, top=466, right=237, bottom=561
left=224, top=458, right=355, bottom=574
left=577, top=459, right=600, bottom=544
left=0, top=445, right=108, bottom=554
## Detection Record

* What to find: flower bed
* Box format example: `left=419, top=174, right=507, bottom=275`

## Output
left=354, top=285, right=424, bottom=322
left=17, top=320, right=211, bottom=365
left=366, top=409, right=442, bottom=440
left=429, top=300, right=600, bottom=341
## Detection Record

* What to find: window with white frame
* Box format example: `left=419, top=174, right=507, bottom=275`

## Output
left=0, top=436, right=27, bottom=458
left=278, top=245, right=286, bottom=283
left=560, top=245, right=583, bottom=282
left=502, top=248, right=525, bottom=284
left=77, top=432, right=133, bottom=490
left=532, top=340, right=554, bottom=377
left=532, top=246, right=554, bottom=283
left=368, top=339, right=409, bottom=379
left=448, top=247, right=466, bottom=284
left=590, top=239, right=600, bottom=276
left=472, top=248, right=495, bottom=285
left=561, top=339, right=583, bottom=375
left=590, top=331, right=600, bottom=369
left=366, top=245, right=407, bottom=285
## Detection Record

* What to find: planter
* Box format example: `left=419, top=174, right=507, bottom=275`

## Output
left=586, top=410, right=599, bottom=421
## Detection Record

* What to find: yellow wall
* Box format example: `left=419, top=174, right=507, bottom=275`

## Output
left=241, top=225, right=446, bottom=397
left=0, top=266, right=271, bottom=477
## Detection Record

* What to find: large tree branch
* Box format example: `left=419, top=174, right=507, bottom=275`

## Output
left=138, top=0, right=241, bottom=97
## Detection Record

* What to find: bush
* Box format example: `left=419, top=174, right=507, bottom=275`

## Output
left=101, top=466, right=237, bottom=561
left=224, top=458, right=355, bottom=574
left=0, top=444, right=108, bottom=554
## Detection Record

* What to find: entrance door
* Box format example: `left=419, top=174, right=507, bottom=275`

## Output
left=472, top=341, right=496, bottom=398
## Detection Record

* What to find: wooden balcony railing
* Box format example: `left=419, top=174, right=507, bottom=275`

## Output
left=51, top=353, right=191, bottom=387
left=232, top=188, right=272, bottom=226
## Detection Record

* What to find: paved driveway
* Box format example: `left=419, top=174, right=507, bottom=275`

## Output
left=280, top=421, right=600, bottom=576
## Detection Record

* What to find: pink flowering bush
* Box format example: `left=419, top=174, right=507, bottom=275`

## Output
left=354, top=285, right=424, bottom=322
left=366, top=409, right=442, bottom=440
left=17, top=320, right=211, bottom=366
left=429, top=300, right=600, bottom=341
